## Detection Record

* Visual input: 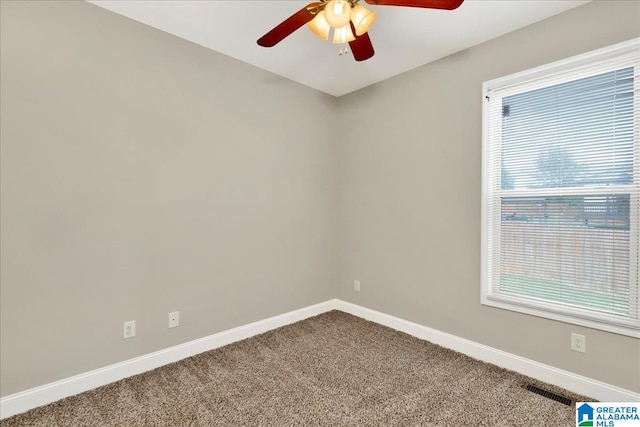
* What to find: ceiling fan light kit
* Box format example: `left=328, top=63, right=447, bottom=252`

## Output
left=350, top=4, right=377, bottom=36
left=332, top=25, right=356, bottom=45
left=309, top=0, right=373, bottom=44
left=308, top=11, right=331, bottom=40
left=257, top=0, right=464, bottom=62
left=324, top=0, right=353, bottom=27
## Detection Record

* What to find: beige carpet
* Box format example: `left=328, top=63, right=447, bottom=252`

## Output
left=1, top=310, right=590, bottom=426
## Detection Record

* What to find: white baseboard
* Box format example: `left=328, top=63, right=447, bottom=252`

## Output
left=2, top=299, right=638, bottom=419
left=0, top=300, right=336, bottom=420
left=334, top=300, right=640, bottom=402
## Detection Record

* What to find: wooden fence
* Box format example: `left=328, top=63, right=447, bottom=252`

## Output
left=500, top=221, right=629, bottom=294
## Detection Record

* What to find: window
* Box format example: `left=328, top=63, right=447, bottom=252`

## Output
left=482, top=38, right=640, bottom=337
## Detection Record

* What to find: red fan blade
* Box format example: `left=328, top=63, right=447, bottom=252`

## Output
left=349, top=23, right=374, bottom=61
left=257, top=3, right=322, bottom=47
left=364, top=0, right=463, bottom=10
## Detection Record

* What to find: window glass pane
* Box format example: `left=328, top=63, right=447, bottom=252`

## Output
left=500, top=195, right=630, bottom=315
left=501, top=67, right=634, bottom=190
left=483, top=41, right=640, bottom=335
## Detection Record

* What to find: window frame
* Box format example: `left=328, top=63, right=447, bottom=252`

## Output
left=481, top=38, right=640, bottom=338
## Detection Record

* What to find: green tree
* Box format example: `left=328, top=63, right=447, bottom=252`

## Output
left=501, top=166, right=514, bottom=190
left=536, top=147, right=581, bottom=187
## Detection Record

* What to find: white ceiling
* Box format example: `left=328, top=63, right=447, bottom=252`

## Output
left=88, top=0, right=590, bottom=97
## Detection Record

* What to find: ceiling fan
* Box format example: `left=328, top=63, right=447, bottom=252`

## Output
left=257, top=0, right=464, bottom=61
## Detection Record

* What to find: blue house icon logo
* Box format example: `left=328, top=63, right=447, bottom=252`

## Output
left=577, top=403, right=594, bottom=426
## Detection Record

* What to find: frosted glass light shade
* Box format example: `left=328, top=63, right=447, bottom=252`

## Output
left=307, top=11, right=331, bottom=40
left=350, top=4, right=376, bottom=36
left=332, top=24, right=355, bottom=44
left=324, top=0, right=351, bottom=28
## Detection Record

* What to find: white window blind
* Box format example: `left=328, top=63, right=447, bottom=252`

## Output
left=482, top=38, right=640, bottom=337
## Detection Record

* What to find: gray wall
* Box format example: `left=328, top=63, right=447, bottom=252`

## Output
left=0, top=0, right=338, bottom=396
left=337, top=0, right=640, bottom=392
left=2, top=0, right=639, bottom=399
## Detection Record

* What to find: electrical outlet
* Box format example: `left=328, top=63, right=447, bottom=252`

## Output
left=354, top=280, right=361, bottom=292
left=571, top=333, right=586, bottom=353
left=123, top=320, right=136, bottom=339
left=169, top=311, right=179, bottom=328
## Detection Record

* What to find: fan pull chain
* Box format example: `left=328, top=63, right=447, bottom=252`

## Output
left=339, top=43, right=349, bottom=56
